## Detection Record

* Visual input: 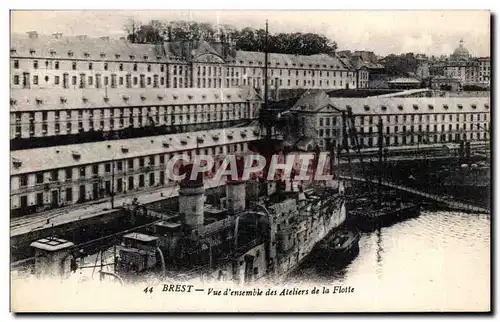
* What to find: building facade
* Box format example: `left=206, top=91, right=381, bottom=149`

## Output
left=10, top=31, right=365, bottom=92
left=10, top=126, right=259, bottom=217
left=285, top=91, right=490, bottom=151
left=10, top=87, right=261, bottom=141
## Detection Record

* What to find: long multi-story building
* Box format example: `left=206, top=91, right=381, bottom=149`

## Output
left=10, top=126, right=259, bottom=217
left=10, top=87, right=261, bottom=149
left=286, top=91, right=490, bottom=151
left=10, top=31, right=364, bottom=92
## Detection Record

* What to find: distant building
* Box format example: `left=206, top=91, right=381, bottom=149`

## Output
left=429, top=39, right=490, bottom=90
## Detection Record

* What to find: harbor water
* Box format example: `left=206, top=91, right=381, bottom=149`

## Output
left=291, top=210, right=491, bottom=311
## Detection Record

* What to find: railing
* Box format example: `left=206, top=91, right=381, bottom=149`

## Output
left=341, top=175, right=490, bottom=214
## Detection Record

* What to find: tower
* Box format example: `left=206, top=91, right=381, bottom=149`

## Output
left=178, top=164, right=205, bottom=228
left=30, top=237, right=75, bottom=278
left=226, top=156, right=246, bottom=215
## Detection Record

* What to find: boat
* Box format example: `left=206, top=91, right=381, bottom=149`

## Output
left=325, top=230, right=360, bottom=254
left=349, top=200, right=420, bottom=231
left=318, top=229, right=360, bottom=256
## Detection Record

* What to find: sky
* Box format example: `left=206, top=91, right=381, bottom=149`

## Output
left=10, top=10, right=491, bottom=57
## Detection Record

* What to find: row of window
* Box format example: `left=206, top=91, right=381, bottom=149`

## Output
left=13, top=103, right=250, bottom=121
left=15, top=142, right=248, bottom=188
left=12, top=73, right=166, bottom=88
left=318, top=132, right=488, bottom=149
left=318, top=123, right=489, bottom=137
left=12, top=59, right=359, bottom=78
left=13, top=59, right=166, bottom=72
left=316, top=113, right=489, bottom=128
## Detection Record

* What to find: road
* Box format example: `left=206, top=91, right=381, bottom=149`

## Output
left=11, top=179, right=226, bottom=238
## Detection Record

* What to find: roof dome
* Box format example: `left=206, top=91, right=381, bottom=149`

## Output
left=452, top=39, right=470, bottom=60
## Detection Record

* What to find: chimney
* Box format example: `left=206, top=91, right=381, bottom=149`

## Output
left=99, top=36, right=110, bottom=41
left=52, top=33, right=63, bottom=39
left=26, top=31, right=38, bottom=39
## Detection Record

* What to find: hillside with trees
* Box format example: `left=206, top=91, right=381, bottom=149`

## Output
left=124, top=19, right=338, bottom=56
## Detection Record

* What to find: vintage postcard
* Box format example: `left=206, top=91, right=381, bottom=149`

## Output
left=9, top=10, right=491, bottom=312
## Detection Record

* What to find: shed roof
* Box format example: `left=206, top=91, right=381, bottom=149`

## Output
left=123, top=232, right=159, bottom=242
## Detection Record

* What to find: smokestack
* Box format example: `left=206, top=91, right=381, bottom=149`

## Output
left=178, top=164, right=205, bottom=229
left=226, top=156, right=246, bottom=215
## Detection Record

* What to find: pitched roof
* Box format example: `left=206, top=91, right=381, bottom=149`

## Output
left=10, top=33, right=165, bottom=62
left=328, top=96, right=490, bottom=115
left=11, top=126, right=259, bottom=175
left=11, top=33, right=356, bottom=71
left=388, top=77, right=421, bottom=84
left=291, top=91, right=333, bottom=112
left=291, top=91, right=490, bottom=116
left=235, top=51, right=349, bottom=70
left=193, top=40, right=221, bottom=59
left=10, top=87, right=261, bottom=112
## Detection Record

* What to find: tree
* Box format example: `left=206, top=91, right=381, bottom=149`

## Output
left=124, top=19, right=338, bottom=56
left=124, top=18, right=142, bottom=43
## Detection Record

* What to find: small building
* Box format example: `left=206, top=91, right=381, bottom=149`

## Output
left=387, top=77, right=422, bottom=90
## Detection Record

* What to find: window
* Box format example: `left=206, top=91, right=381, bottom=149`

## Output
left=119, top=63, right=123, bottom=71
left=133, top=64, right=137, bottom=71
left=104, top=63, right=108, bottom=71
left=33, top=60, right=38, bottom=69
left=20, top=175, right=28, bottom=187
left=79, top=167, right=86, bottom=177
left=36, top=173, right=44, bottom=184
left=13, top=60, right=19, bottom=69
left=55, top=61, right=59, bottom=69
left=33, top=75, right=38, bottom=85
left=72, top=62, right=76, bottom=70
left=65, top=168, right=72, bottom=180
left=89, top=62, right=93, bottom=70
left=13, top=75, right=19, bottom=85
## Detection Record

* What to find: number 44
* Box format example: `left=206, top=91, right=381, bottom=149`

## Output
left=144, top=286, right=153, bottom=294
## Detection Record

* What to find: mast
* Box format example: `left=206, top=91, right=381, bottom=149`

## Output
left=264, top=20, right=270, bottom=140
left=377, top=118, right=383, bottom=207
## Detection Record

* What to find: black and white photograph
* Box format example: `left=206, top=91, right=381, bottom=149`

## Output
left=8, top=9, right=491, bottom=312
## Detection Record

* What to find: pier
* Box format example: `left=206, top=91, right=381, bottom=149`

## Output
left=340, top=175, right=490, bottom=214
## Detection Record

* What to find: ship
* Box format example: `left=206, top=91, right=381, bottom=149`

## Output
left=113, top=149, right=347, bottom=285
